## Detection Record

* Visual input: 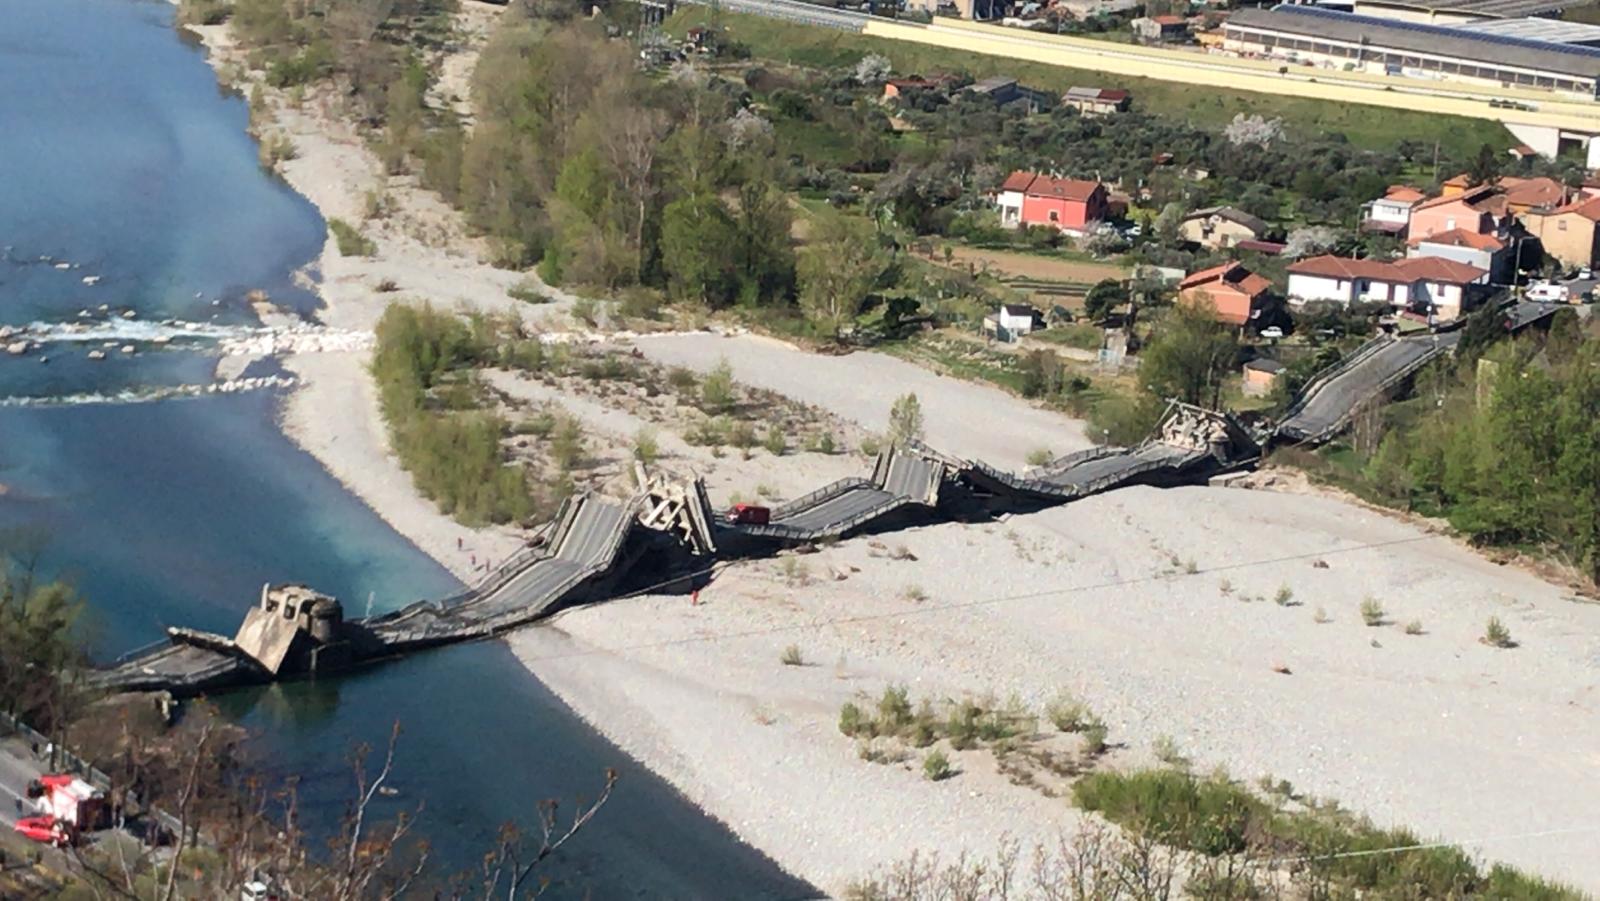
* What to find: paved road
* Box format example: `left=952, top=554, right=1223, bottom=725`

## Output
left=0, top=738, right=42, bottom=828
left=1279, top=334, right=1457, bottom=442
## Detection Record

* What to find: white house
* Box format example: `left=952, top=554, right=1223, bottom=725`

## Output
left=1286, top=254, right=1486, bottom=320
left=1407, top=228, right=1510, bottom=284
left=983, top=303, right=1042, bottom=341
left=1361, top=186, right=1425, bottom=238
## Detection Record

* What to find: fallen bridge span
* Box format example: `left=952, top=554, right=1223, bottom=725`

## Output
left=93, top=403, right=1259, bottom=697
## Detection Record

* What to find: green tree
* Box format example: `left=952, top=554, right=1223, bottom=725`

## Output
left=1139, top=301, right=1240, bottom=408
left=888, top=393, right=924, bottom=446
left=660, top=192, right=737, bottom=305
left=1466, top=142, right=1502, bottom=187
left=798, top=214, right=891, bottom=339
left=1083, top=279, right=1129, bottom=324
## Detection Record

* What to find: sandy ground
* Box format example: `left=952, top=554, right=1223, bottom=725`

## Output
left=631, top=332, right=1094, bottom=469
left=481, top=369, right=868, bottom=508
left=190, top=5, right=572, bottom=580
left=518, top=483, right=1600, bottom=894
left=186, top=9, right=1600, bottom=896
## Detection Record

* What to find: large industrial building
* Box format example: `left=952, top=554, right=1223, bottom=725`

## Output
left=1222, top=6, right=1600, bottom=97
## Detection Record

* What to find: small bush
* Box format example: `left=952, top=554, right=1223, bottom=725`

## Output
left=1082, top=721, right=1109, bottom=756
left=1184, top=558, right=1199, bottom=575
left=1026, top=447, right=1053, bottom=467
left=839, top=702, right=867, bottom=737
left=1360, top=596, right=1386, bottom=627
left=571, top=296, right=599, bottom=328
left=1484, top=616, right=1514, bottom=648
left=1153, top=734, right=1187, bottom=768
left=878, top=685, right=913, bottom=733
left=667, top=367, right=699, bottom=392
left=1274, top=585, right=1295, bottom=606
left=808, top=432, right=837, bottom=454
left=701, top=359, right=735, bottom=412
left=923, top=749, right=953, bottom=782
left=550, top=417, right=585, bottom=472
left=1404, top=619, right=1424, bottom=635
left=632, top=428, right=659, bottom=465
left=328, top=218, right=376, bottom=257
left=508, top=278, right=553, bottom=304
left=860, top=435, right=882, bottom=457
left=780, top=644, right=805, bottom=666
left=730, top=420, right=758, bottom=455
left=900, top=584, right=928, bottom=603
left=909, top=701, right=939, bottom=748
left=1046, top=692, right=1093, bottom=733
left=945, top=702, right=981, bottom=750
left=763, top=425, right=787, bottom=456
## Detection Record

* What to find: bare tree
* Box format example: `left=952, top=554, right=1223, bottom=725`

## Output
left=465, top=768, right=618, bottom=899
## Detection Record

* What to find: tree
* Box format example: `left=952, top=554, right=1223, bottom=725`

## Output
left=1083, top=278, right=1129, bottom=324
left=659, top=192, right=737, bottom=305
left=798, top=214, right=891, bottom=339
left=853, top=53, right=892, bottom=85
left=1467, top=142, right=1502, bottom=187
left=1139, top=300, right=1240, bottom=408
left=1283, top=226, right=1343, bottom=260
left=888, top=393, right=924, bottom=446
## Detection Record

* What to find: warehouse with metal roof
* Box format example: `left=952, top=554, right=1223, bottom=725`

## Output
left=1223, top=6, right=1600, bottom=96
left=1353, top=0, right=1583, bottom=24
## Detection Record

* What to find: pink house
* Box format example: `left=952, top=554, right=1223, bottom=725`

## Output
left=996, top=171, right=1109, bottom=234
left=1408, top=185, right=1498, bottom=241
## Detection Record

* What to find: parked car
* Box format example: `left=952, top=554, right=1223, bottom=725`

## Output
left=1526, top=283, right=1570, bottom=303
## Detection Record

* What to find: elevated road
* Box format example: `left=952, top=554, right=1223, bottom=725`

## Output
left=1277, top=333, right=1458, bottom=444
left=1275, top=300, right=1567, bottom=445
left=692, top=0, right=1600, bottom=135
left=724, top=448, right=945, bottom=542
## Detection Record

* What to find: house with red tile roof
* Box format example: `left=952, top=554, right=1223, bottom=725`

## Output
left=1287, top=254, right=1487, bottom=320
left=1523, top=194, right=1600, bottom=270
left=1408, top=227, right=1511, bottom=283
left=995, top=171, right=1109, bottom=234
left=1361, top=185, right=1426, bottom=237
left=1177, top=262, right=1273, bottom=327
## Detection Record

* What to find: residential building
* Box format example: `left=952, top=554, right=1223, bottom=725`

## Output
left=983, top=303, right=1042, bottom=341
left=1440, top=174, right=1571, bottom=214
left=883, top=75, right=955, bottom=100
left=1221, top=6, right=1600, bottom=100
left=1522, top=194, right=1600, bottom=269
left=1286, top=254, right=1487, bottom=319
left=1132, top=14, right=1190, bottom=42
left=1408, top=184, right=1499, bottom=241
left=1242, top=358, right=1285, bottom=397
left=1177, top=262, right=1275, bottom=326
left=1178, top=206, right=1270, bottom=249
left=1362, top=185, right=1426, bottom=237
left=1408, top=228, right=1511, bottom=282
left=965, top=76, right=1021, bottom=104
left=1061, top=86, right=1131, bottom=115
left=995, top=171, right=1109, bottom=234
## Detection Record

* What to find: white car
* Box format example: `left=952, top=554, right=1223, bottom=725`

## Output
left=1526, top=283, right=1570, bottom=303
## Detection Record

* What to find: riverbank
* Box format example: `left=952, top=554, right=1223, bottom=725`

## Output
left=187, top=5, right=547, bottom=579
left=184, top=7, right=1600, bottom=897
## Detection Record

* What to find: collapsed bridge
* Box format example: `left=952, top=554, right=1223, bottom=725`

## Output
left=93, top=402, right=1258, bottom=697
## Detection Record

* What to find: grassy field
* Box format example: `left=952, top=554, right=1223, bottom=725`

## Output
left=671, top=9, right=1514, bottom=151
left=942, top=245, right=1128, bottom=283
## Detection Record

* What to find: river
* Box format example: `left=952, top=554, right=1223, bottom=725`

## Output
left=0, top=0, right=812, bottom=896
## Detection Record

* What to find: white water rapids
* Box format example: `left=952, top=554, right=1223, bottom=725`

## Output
left=0, top=319, right=371, bottom=406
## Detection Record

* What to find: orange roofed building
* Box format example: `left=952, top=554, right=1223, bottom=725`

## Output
left=995, top=171, right=1109, bottom=235
left=1177, top=262, right=1273, bottom=326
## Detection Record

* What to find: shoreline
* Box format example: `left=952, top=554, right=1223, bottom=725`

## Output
left=180, top=9, right=1600, bottom=897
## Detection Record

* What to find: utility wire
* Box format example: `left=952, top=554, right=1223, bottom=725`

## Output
left=527, top=532, right=1442, bottom=664
left=1275, top=824, right=1600, bottom=865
